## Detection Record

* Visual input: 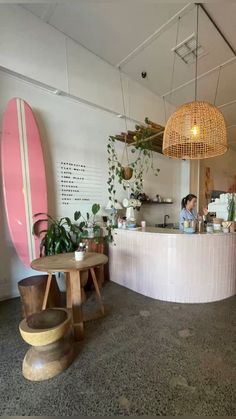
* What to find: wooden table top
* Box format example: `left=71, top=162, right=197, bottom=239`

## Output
left=31, top=252, right=108, bottom=273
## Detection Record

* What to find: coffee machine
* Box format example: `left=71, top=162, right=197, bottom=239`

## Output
left=122, top=198, right=141, bottom=224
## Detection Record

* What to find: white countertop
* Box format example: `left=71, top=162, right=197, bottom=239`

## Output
left=115, top=227, right=236, bottom=236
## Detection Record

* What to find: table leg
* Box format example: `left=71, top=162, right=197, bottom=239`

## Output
left=90, top=267, right=105, bottom=315
left=65, top=272, right=72, bottom=309
left=42, top=273, right=52, bottom=310
left=69, top=270, right=84, bottom=341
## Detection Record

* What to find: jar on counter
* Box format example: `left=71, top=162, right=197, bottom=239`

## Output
left=206, top=223, right=214, bottom=233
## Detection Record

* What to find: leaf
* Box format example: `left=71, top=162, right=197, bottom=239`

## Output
left=92, top=203, right=100, bottom=215
left=33, top=212, right=57, bottom=222
left=64, top=217, right=72, bottom=226
left=32, top=219, right=49, bottom=236
left=74, top=211, right=81, bottom=221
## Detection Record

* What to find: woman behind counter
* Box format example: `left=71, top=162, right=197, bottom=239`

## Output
left=179, top=194, right=208, bottom=230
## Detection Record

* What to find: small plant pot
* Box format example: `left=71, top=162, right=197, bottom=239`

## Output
left=121, top=166, right=133, bottom=180
left=74, top=251, right=85, bottom=262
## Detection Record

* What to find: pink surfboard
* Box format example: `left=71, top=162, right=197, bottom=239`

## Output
left=1, top=98, right=47, bottom=267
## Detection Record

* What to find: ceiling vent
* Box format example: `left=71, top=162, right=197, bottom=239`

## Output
left=172, top=33, right=206, bottom=64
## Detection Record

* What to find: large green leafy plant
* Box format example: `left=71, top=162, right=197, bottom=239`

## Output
left=33, top=204, right=105, bottom=257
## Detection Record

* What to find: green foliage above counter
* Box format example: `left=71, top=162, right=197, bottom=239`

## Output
left=107, top=127, right=160, bottom=207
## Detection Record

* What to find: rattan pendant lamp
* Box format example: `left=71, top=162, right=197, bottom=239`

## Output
left=162, top=5, right=228, bottom=160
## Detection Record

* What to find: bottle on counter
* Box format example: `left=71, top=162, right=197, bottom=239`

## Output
left=198, top=220, right=204, bottom=233
left=117, top=217, right=123, bottom=229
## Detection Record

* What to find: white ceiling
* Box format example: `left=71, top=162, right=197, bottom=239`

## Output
left=21, top=1, right=236, bottom=150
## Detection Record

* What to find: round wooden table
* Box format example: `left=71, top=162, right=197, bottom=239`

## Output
left=31, top=252, right=108, bottom=341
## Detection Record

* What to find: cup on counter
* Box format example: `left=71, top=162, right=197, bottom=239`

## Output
left=141, top=220, right=146, bottom=229
left=183, top=220, right=190, bottom=229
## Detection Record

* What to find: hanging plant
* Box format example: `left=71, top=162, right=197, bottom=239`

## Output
left=108, top=67, right=160, bottom=203
left=107, top=126, right=160, bottom=203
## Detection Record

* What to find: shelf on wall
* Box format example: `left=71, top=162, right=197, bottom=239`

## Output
left=112, top=117, right=165, bottom=154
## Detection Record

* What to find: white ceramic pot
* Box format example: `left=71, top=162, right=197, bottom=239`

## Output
left=74, top=251, right=85, bottom=261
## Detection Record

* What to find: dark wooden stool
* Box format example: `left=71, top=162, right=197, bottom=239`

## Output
left=83, top=238, right=108, bottom=288
left=18, top=275, right=61, bottom=318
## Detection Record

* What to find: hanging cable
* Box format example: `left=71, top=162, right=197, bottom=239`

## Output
left=213, top=65, right=222, bottom=106
left=118, top=67, right=129, bottom=165
left=195, top=4, right=199, bottom=101
left=169, top=17, right=181, bottom=104
left=163, top=96, right=167, bottom=125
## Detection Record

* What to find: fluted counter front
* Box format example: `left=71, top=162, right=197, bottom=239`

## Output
left=109, top=228, right=236, bottom=303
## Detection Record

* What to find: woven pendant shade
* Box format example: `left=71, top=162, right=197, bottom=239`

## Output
left=162, top=101, right=228, bottom=159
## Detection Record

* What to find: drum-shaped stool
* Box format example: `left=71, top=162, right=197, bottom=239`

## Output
left=19, top=308, right=74, bottom=381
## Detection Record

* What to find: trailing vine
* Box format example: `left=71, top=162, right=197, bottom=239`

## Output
left=107, top=120, right=160, bottom=205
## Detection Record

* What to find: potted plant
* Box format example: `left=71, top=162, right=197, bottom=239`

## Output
left=32, top=214, right=76, bottom=256
left=73, top=203, right=101, bottom=239
left=33, top=203, right=110, bottom=257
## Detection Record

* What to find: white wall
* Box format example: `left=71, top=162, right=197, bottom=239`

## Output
left=0, top=5, right=189, bottom=300
left=0, top=4, right=173, bottom=125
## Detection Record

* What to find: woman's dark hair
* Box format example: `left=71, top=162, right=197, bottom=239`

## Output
left=181, top=194, right=197, bottom=209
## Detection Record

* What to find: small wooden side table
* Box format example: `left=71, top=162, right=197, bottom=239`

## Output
left=31, top=252, right=108, bottom=341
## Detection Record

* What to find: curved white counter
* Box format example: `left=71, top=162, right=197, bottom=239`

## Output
left=109, top=228, right=236, bottom=303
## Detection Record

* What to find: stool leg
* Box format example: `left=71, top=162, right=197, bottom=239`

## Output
left=90, top=267, right=105, bottom=315
left=69, top=271, right=84, bottom=341
left=42, top=273, right=52, bottom=310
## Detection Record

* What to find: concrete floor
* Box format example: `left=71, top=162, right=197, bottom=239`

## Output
left=0, top=282, right=235, bottom=416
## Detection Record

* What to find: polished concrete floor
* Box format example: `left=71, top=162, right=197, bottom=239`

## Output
left=0, top=281, right=235, bottom=416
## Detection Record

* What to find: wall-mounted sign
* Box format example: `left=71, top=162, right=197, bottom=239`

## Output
left=56, top=160, right=103, bottom=205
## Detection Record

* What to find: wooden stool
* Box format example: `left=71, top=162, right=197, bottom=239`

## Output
left=19, top=308, right=74, bottom=381
left=18, top=275, right=61, bottom=318
left=82, top=239, right=108, bottom=288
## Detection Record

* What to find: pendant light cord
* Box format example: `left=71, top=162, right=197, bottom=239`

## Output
left=119, top=67, right=129, bottom=165
left=214, top=65, right=222, bottom=105
left=195, top=4, right=199, bottom=102
left=169, top=17, right=181, bottom=104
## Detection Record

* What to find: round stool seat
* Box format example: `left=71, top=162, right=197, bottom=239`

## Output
left=19, top=308, right=71, bottom=346
left=19, top=308, right=74, bottom=381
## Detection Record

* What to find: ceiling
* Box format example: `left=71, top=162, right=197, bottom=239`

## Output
left=20, top=1, right=236, bottom=150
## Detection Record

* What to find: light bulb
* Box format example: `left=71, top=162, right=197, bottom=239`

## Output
left=191, top=125, right=199, bottom=137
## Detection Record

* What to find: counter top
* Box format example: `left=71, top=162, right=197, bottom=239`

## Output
left=115, top=227, right=236, bottom=236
